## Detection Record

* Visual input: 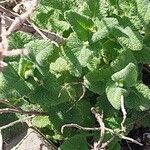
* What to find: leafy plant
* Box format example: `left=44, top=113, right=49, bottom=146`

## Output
left=1, top=0, right=150, bottom=149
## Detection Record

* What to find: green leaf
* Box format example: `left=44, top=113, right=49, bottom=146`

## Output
left=65, top=10, right=94, bottom=41
left=116, top=27, right=143, bottom=51
left=50, top=57, right=69, bottom=73
left=101, top=39, right=120, bottom=64
left=66, top=33, right=93, bottom=67
left=41, top=0, right=75, bottom=12
left=111, top=63, right=138, bottom=87
left=66, top=33, right=83, bottom=49
left=9, top=32, right=33, bottom=49
left=110, top=49, right=137, bottom=71
left=50, top=20, right=70, bottom=34
left=18, top=57, right=34, bottom=78
left=29, top=74, right=72, bottom=107
left=47, top=100, right=93, bottom=133
left=59, top=135, right=89, bottom=150
left=86, top=0, right=99, bottom=18
left=126, top=82, right=150, bottom=111
left=32, top=116, right=50, bottom=128
left=133, top=46, right=150, bottom=63
left=96, top=95, right=117, bottom=118
left=0, top=63, right=30, bottom=98
left=84, top=67, right=113, bottom=94
left=106, top=81, right=127, bottom=110
left=92, top=17, right=119, bottom=42
left=61, top=47, right=82, bottom=77
left=71, top=101, right=94, bottom=126
left=108, top=138, right=121, bottom=150
left=78, top=47, right=93, bottom=67
left=134, top=0, right=150, bottom=26
left=25, top=39, right=54, bottom=67
left=99, top=0, right=109, bottom=18
left=105, top=117, right=121, bottom=129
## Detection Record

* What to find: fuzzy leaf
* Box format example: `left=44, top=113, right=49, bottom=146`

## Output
left=61, top=47, right=82, bottom=77
left=84, top=67, right=113, bottom=94
left=59, top=135, right=88, bottom=150
left=66, top=33, right=93, bottom=67
left=9, top=32, right=33, bottom=49
left=133, top=46, right=150, bottom=63
left=99, top=0, right=109, bottom=18
left=106, top=81, right=127, bottom=110
left=116, top=27, right=143, bottom=51
left=78, top=47, right=93, bottom=67
left=110, top=50, right=137, bottom=71
left=18, top=57, right=34, bottom=78
left=86, top=0, right=99, bottom=18
left=92, top=17, right=119, bottom=42
left=0, top=63, right=30, bottom=98
left=126, top=82, right=150, bottom=111
left=66, top=33, right=83, bottom=49
left=25, top=39, right=54, bottom=67
left=96, top=95, right=117, bottom=118
left=50, top=57, right=69, bottom=73
left=41, top=0, right=75, bottom=12
left=32, top=116, right=50, bottom=128
left=111, top=63, right=138, bottom=87
left=65, top=10, right=94, bottom=41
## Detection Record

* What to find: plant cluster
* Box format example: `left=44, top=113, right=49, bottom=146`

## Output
left=0, top=0, right=150, bottom=149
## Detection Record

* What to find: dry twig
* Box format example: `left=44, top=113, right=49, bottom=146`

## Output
left=0, top=115, right=35, bottom=131
left=120, top=95, right=127, bottom=132
left=91, top=107, right=105, bottom=149
left=0, top=108, right=47, bottom=116
left=0, top=13, right=8, bottom=71
left=61, top=107, right=143, bottom=149
left=0, top=5, right=65, bottom=44
left=7, top=0, right=38, bottom=35
left=61, top=123, right=100, bottom=134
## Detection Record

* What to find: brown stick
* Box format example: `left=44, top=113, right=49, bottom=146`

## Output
left=120, top=95, right=127, bottom=132
left=61, top=123, right=100, bottom=134
left=7, top=0, right=38, bottom=35
left=0, top=5, right=65, bottom=44
left=91, top=108, right=106, bottom=149
left=0, top=108, right=47, bottom=116
left=0, top=115, right=35, bottom=131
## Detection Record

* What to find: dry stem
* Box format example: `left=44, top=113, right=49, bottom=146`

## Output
left=120, top=95, right=127, bottom=132
left=0, top=115, right=35, bottom=131
left=0, top=108, right=47, bottom=116
left=91, top=107, right=105, bottom=149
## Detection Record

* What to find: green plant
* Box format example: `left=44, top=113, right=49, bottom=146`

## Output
left=1, top=0, right=150, bottom=149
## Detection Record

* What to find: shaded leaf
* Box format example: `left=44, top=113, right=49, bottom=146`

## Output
left=106, top=81, right=127, bottom=110
left=84, top=67, right=113, bottom=94
left=65, top=10, right=94, bottom=41
left=111, top=63, right=138, bottom=87
left=59, top=135, right=89, bottom=150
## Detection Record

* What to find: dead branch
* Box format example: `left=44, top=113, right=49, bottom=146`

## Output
left=120, top=95, right=127, bottom=132
left=91, top=107, right=105, bottom=149
left=0, top=13, right=8, bottom=71
left=0, top=5, right=18, bottom=18
left=61, top=106, right=143, bottom=149
left=100, top=136, right=116, bottom=149
left=0, top=108, right=47, bottom=116
left=61, top=123, right=100, bottom=134
left=0, top=5, right=65, bottom=44
left=5, top=48, right=28, bottom=56
left=0, top=115, right=35, bottom=131
left=7, top=0, right=38, bottom=36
